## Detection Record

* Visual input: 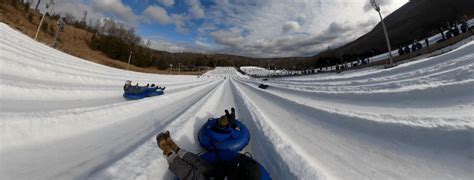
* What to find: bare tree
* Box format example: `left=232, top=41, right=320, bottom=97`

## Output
left=145, top=39, right=151, bottom=48
left=81, top=10, right=87, bottom=24
left=63, top=12, right=76, bottom=24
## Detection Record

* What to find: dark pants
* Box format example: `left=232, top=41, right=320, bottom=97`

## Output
left=167, top=150, right=213, bottom=180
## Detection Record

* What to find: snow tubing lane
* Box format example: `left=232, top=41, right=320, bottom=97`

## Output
left=198, top=118, right=250, bottom=152
left=199, top=150, right=272, bottom=180
left=123, top=87, right=164, bottom=100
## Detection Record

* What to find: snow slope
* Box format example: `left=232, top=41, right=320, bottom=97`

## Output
left=1, top=22, right=473, bottom=180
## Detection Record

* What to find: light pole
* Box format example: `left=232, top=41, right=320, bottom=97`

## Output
left=35, top=0, right=55, bottom=40
left=371, top=0, right=393, bottom=67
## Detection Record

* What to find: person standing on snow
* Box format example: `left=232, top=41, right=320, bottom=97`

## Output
left=398, top=46, right=405, bottom=56
left=411, top=40, right=418, bottom=52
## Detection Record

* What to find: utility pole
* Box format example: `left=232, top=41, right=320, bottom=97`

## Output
left=127, top=51, right=133, bottom=70
left=35, top=0, right=54, bottom=40
left=178, top=63, right=181, bottom=74
left=371, top=0, right=393, bottom=68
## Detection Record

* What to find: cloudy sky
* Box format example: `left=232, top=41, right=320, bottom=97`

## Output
left=39, top=0, right=408, bottom=58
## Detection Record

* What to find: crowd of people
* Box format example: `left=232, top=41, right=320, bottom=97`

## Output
left=399, top=18, right=471, bottom=57
left=326, top=17, right=472, bottom=71
left=437, top=18, right=470, bottom=43
left=398, top=40, right=423, bottom=56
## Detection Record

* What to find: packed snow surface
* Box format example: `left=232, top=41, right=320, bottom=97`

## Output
left=1, top=23, right=473, bottom=180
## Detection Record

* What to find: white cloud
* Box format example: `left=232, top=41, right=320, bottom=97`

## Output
left=143, top=5, right=171, bottom=24
left=142, top=1, right=201, bottom=34
left=158, top=0, right=175, bottom=7
left=186, top=0, right=205, bottom=19
left=201, top=0, right=408, bottom=57
left=282, top=21, right=300, bottom=33
left=42, top=0, right=409, bottom=58
left=36, top=1, right=103, bottom=24
left=149, top=39, right=187, bottom=53
left=146, top=36, right=210, bottom=54
left=210, top=28, right=246, bottom=48
left=171, top=14, right=189, bottom=33
left=90, top=0, right=138, bottom=23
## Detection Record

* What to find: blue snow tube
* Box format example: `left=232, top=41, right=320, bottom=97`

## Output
left=199, top=150, right=271, bottom=180
left=123, top=86, right=164, bottom=100
left=198, top=118, right=250, bottom=152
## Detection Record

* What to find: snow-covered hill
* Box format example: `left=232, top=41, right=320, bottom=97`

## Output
left=1, top=23, right=473, bottom=180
